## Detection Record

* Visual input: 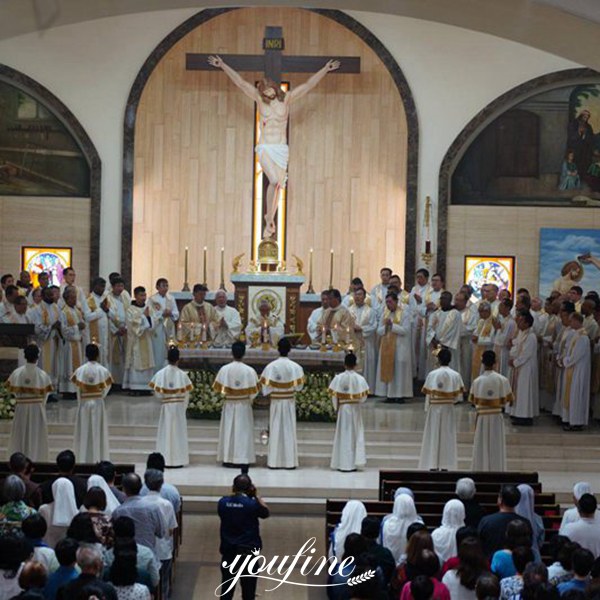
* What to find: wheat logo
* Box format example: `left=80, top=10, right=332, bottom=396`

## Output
left=215, top=537, right=372, bottom=596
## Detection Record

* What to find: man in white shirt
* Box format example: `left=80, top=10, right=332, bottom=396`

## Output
left=560, top=482, right=595, bottom=534
left=562, top=494, right=600, bottom=558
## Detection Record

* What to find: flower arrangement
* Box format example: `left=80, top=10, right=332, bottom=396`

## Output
left=0, top=382, right=16, bottom=420
left=185, top=369, right=336, bottom=422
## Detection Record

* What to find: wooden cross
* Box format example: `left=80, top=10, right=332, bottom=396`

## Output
left=186, top=25, right=361, bottom=83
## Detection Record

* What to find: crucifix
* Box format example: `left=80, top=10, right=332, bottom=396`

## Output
left=186, top=26, right=361, bottom=261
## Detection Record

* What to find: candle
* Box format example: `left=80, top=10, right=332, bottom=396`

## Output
left=203, top=246, right=207, bottom=284
left=184, top=246, right=189, bottom=283
left=329, top=249, right=334, bottom=289
left=262, top=319, right=269, bottom=344
left=321, top=326, right=327, bottom=345
left=309, top=248, right=313, bottom=278
left=350, top=249, right=354, bottom=282
left=220, top=247, right=225, bottom=285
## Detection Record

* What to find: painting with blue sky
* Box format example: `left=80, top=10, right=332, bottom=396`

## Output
left=539, top=228, right=600, bottom=297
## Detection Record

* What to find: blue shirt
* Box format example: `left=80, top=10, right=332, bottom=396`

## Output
left=218, top=494, right=269, bottom=555
left=44, top=565, right=79, bottom=600
left=112, top=495, right=165, bottom=556
left=558, top=579, right=587, bottom=596
left=140, top=482, right=181, bottom=513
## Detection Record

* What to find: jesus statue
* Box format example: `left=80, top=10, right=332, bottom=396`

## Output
left=208, top=55, right=340, bottom=239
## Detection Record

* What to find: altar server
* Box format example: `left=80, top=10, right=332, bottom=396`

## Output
left=418, top=348, right=464, bottom=470
left=212, top=289, right=242, bottom=346
left=260, top=338, right=305, bottom=469
left=471, top=301, right=496, bottom=382
left=86, top=277, right=110, bottom=366
left=426, top=291, right=461, bottom=374
left=71, top=343, right=112, bottom=462
left=329, top=352, right=369, bottom=472
left=307, top=291, right=329, bottom=344
left=149, top=278, right=179, bottom=371
left=493, top=299, right=517, bottom=378
left=6, top=344, right=53, bottom=461
left=60, top=285, right=86, bottom=396
left=455, top=291, right=477, bottom=391
left=245, top=299, right=285, bottom=347
left=125, top=286, right=158, bottom=392
left=508, top=311, right=539, bottom=424
left=213, top=341, right=260, bottom=467
left=150, top=346, right=193, bottom=467
left=107, top=277, right=128, bottom=385
left=560, top=312, right=591, bottom=430
left=470, top=350, right=513, bottom=471
left=375, top=291, right=413, bottom=402
left=30, top=286, right=62, bottom=389
left=348, top=287, right=378, bottom=391
left=180, top=283, right=218, bottom=343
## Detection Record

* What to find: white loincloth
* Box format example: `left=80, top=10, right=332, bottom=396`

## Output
left=255, top=143, right=289, bottom=186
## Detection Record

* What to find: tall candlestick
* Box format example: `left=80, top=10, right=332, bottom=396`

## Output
left=182, top=246, right=190, bottom=292
left=329, top=249, right=334, bottom=290
left=307, top=248, right=315, bottom=294
left=219, top=247, right=226, bottom=291
left=203, top=246, right=207, bottom=286
left=350, top=249, right=354, bottom=281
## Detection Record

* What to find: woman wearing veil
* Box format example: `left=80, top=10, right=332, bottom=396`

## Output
left=381, top=494, right=424, bottom=565
left=38, top=478, right=79, bottom=548
left=328, top=500, right=367, bottom=561
left=432, top=500, right=466, bottom=562
left=515, top=483, right=544, bottom=561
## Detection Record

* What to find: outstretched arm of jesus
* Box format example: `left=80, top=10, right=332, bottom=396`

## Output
left=207, top=55, right=260, bottom=102
left=287, top=59, right=340, bottom=102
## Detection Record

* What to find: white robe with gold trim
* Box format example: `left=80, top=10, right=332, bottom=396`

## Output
left=86, top=293, right=110, bottom=367
left=30, top=302, right=62, bottom=387
left=125, top=304, right=158, bottom=390
left=60, top=305, right=85, bottom=394
left=329, top=370, right=369, bottom=471
left=213, top=361, right=260, bottom=464
left=418, top=366, right=464, bottom=470
left=71, top=361, right=112, bottom=462
left=149, top=292, right=179, bottom=372
left=426, top=308, right=461, bottom=374
left=150, top=364, right=193, bottom=466
left=6, top=363, right=53, bottom=461
left=260, top=357, right=305, bottom=468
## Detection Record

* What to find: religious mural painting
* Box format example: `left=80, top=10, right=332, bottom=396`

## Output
left=452, top=82, right=600, bottom=207
left=464, top=256, right=515, bottom=300
left=21, top=246, right=72, bottom=287
left=539, top=228, right=600, bottom=297
left=0, top=81, right=89, bottom=196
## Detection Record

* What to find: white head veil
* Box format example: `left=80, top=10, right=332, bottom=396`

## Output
left=382, top=494, right=423, bottom=564
left=332, top=500, right=367, bottom=560
left=87, top=474, right=120, bottom=514
left=573, top=482, right=593, bottom=501
left=431, top=499, right=465, bottom=562
left=51, top=478, right=78, bottom=527
left=515, top=484, right=541, bottom=551
left=394, top=487, right=415, bottom=500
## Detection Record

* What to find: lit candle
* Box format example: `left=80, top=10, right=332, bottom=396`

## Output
left=329, top=249, right=334, bottom=289
left=321, top=326, right=327, bottom=345
left=309, top=248, right=314, bottom=279
left=220, top=247, right=225, bottom=285
left=262, top=319, right=269, bottom=344
left=201, top=322, right=207, bottom=342
left=203, top=246, right=207, bottom=284
left=350, top=249, right=354, bottom=282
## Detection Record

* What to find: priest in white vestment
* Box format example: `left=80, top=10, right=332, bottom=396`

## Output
left=316, top=289, right=353, bottom=346
left=245, top=300, right=285, bottom=347
left=348, top=287, right=378, bottom=391
left=0, top=284, right=18, bottom=319
left=179, top=284, right=218, bottom=343
left=307, top=291, right=329, bottom=344
left=329, top=353, right=369, bottom=472
left=213, top=342, right=260, bottom=466
left=470, top=350, right=514, bottom=471
left=260, top=338, right=305, bottom=469
left=30, top=287, right=62, bottom=389
left=484, top=284, right=501, bottom=317
left=471, top=302, right=496, bottom=382
left=150, top=346, right=193, bottom=467
left=410, top=270, right=431, bottom=378
left=418, top=348, right=464, bottom=470
left=149, top=278, right=179, bottom=372
left=60, top=286, right=86, bottom=395
left=552, top=303, right=576, bottom=417
left=211, top=289, right=242, bottom=346
left=375, top=291, right=413, bottom=401
left=493, top=299, right=517, bottom=378
left=86, top=277, right=110, bottom=367
left=370, top=268, right=392, bottom=320
left=71, top=343, right=112, bottom=462
left=582, top=299, right=600, bottom=341
left=59, top=267, right=89, bottom=311
left=107, top=277, right=129, bottom=385
left=540, top=299, right=561, bottom=412
left=1, top=296, right=31, bottom=365
left=560, top=312, right=591, bottom=430
left=343, top=277, right=371, bottom=308
left=426, top=291, right=461, bottom=375
left=508, top=311, right=539, bottom=423
left=125, top=286, right=159, bottom=391
left=6, top=344, right=53, bottom=461
left=455, top=291, right=477, bottom=392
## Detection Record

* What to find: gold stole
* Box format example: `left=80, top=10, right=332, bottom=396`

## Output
left=380, top=307, right=403, bottom=383
left=87, top=295, right=100, bottom=342
left=471, top=317, right=494, bottom=381
left=134, top=307, right=153, bottom=370
left=64, top=306, right=82, bottom=371
left=564, top=330, right=585, bottom=410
